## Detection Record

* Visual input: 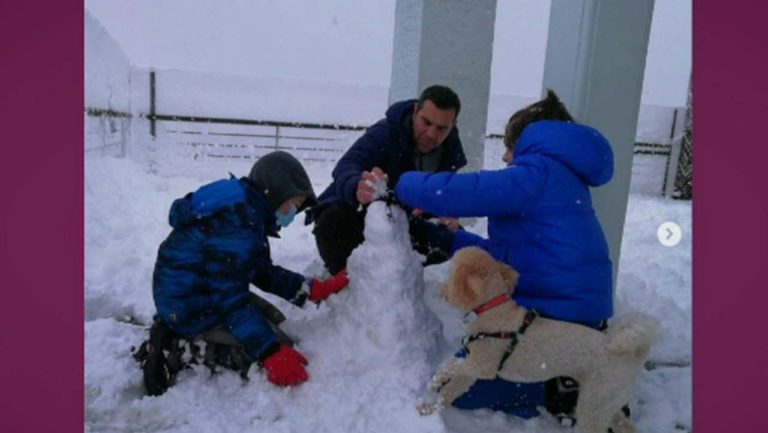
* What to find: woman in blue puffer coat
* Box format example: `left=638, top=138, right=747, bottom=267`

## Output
left=152, top=151, right=350, bottom=388
left=395, top=90, right=614, bottom=419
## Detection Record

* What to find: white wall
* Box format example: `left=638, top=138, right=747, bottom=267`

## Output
left=85, top=11, right=131, bottom=111
left=85, top=11, right=132, bottom=155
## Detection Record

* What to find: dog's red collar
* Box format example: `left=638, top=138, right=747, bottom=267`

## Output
left=473, top=294, right=511, bottom=315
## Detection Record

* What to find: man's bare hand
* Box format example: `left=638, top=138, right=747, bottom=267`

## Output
left=356, top=167, right=388, bottom=204
left=438, top=217, right=460, bottom=232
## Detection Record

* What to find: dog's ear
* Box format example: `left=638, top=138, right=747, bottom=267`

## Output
left=499, top=263, right=519, bottom=289
left=458, top=273, right=484, bottom=308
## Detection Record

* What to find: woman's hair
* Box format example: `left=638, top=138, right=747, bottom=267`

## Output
left=503, top=89, right=574, bottom=148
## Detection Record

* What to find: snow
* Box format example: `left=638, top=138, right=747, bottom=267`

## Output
left=85, top=146, right=691, bottom=432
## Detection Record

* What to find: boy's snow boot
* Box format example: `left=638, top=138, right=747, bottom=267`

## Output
left=133, top=315, right=185, bottom=396
left=545, top=376, right=579, bottom=427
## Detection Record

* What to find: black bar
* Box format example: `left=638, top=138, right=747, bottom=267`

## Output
left=146, top=113, right=368, bottom=132
left=150, top=71, right=156, bottom=137
left=137, top=113, right=680, bottom=147
left=635, top=142, right=672, bottom=149
left=644, top=359, right=691, bottom=371
left=85, top=107, right=132, bottom=118
left=634, top=150, right=671, bottom=156
left=207, top=132, right=342, bottom=142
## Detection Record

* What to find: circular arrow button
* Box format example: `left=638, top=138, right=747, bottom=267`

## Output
left=657, top=221, right=682, bottom=247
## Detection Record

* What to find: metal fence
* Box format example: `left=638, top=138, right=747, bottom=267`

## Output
left=147, top=113, right=366, bottom=164
left=671, top=82, right=693, bottom=200
left=85, top=107, right=685, bottom=186
left=672, top=128, right=692, bottom=199
left=85, top=70, right=691, bottom=198
left=140, top=71, right=367, bottom=164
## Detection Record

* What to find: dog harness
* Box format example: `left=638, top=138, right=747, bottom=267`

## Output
left=461, top=307, right=539, bottom=372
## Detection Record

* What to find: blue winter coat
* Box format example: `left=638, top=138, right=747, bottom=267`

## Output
left=152, top=176, right=307, bottom=358
left=311, top=99, right=467, bottom=217
left=395, top=121, right=614, bottom=324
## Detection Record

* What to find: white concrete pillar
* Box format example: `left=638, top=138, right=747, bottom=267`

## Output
left=390, top=0, right=497, bottom=172
left=543, top=0, right=655, bottom=290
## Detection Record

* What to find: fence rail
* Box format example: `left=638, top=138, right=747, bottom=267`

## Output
left=85, top=69, right=690, bottom=198
left=146, top=113, right=367, bottom=132
left=634, top=142, right=671, bottom=156
left=145, top=113, right=365, bottom=163
left=87, top=107, right=674, bottom=162
left=87, top=107, right=132, bottom=118
left=86, top=107, right=687, bottom=198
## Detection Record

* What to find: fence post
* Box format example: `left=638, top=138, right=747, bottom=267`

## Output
left=150, top=70, right=156, bottom=138
left=663, top=136, right=683, bottom=197
left=275, top=125, right=280, bottom=150
left=663, top=77, right=693, bottom=199
left=673, top=79, right=693, bottom=199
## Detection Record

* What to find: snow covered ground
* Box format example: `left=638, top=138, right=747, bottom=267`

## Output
left=85, top=130, right=691, bottom=432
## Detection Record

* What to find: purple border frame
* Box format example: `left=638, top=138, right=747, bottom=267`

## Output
left=694, top=1, right=768, bottom=433
left=1, top=1, right=767, bottom=432
left=0, top=1, right=84, bottom=432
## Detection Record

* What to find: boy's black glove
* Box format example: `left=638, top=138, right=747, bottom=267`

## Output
left=407, top=214, right=456, bottom=266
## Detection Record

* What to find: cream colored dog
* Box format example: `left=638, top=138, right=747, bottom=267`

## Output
left=419, top=247, right=659, bottom=433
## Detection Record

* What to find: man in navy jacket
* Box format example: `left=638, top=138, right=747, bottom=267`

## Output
left=309, top=85, right=467, bottom=275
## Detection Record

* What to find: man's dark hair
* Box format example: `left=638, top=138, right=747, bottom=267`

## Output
left=417, top=85, right=461, bottom=116
left=504, top=89, right=574, bottom=148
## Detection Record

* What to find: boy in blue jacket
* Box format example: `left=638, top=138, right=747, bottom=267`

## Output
left=395, top=90, right=614, bottom=420
left=151, top=151, right=349, bottom=388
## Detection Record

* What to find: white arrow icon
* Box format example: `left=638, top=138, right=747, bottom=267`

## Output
left=657, top=222, right=682, bottom=247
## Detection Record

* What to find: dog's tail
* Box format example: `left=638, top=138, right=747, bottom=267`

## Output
left=605, top=313, right=660, bottom=357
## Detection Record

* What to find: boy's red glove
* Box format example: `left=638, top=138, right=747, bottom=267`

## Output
left=309, top=268, right=350, bottom=303
left=262, top=344, right=309, bottom=387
